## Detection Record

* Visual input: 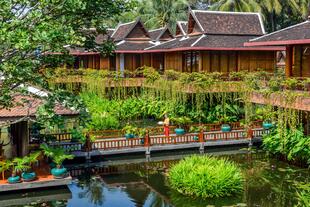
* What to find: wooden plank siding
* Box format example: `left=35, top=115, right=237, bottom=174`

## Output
left=165, top=52, right=183, bottom=71
left=71, top=50, right=277, bottom=73
left=191, top=51, right=275, bottom=73
left=292, top=45, right=310, bottom=77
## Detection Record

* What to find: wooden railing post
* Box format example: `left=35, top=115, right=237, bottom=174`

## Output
left=247, top=128, right=254, bottom=147
left=144, top=130, right=150, bottom=147
left=84, top=133, right=92, bottom=152
left=247, top=128, right=253, bottom=139
left=199, top=129, right=204, bottom=142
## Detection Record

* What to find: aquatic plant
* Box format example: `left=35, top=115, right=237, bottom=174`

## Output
left=295, top=182, right=310, bottom=207
left=263, top=128, right=310, bottom=166
left=168, top=155, right=244, bottom=198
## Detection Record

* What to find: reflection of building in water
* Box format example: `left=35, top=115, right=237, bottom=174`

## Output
left=0, top=186, right=72, bottom=207
left=102, top=172, right=171, bottom=206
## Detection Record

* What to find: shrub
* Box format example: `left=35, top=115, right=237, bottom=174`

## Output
left=168, top=155, right=244, bottom=198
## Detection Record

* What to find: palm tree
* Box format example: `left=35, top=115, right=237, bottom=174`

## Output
left=137, top=0, right=189, bottom=29
left=211, top=0, right=261, bottom=13
left=298, top=0, right=310, bottom=19
left=260, top=0, right=299, bottom=31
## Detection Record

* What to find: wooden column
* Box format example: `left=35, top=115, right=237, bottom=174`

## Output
left=144, top=130, right=150, bottom=147
left=285, top=45, right=293, bottom=77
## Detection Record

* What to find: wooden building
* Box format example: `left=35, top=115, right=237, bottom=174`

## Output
left=68, top=10, right=285, bottom=73
left=245, top=17, right=310, bottom=78
left=0, top=91, right=78, bottom=159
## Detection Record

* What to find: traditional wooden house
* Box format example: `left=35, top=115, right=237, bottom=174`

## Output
left=245, top=17, right=310, bottom=78
left=68, top=10, right=284, bottom=73
left=0, top=88, right=78, bottom=159
left=145, top=10, right=283, bottom=73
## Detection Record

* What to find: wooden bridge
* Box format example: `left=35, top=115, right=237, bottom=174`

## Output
left=48, top=125, right=269, bottom=158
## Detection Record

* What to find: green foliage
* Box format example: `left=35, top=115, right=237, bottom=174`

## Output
left=122, top=124, right=138, bottom=135
left=170, top=116, right=192, bottom=128
left=0, top=160, right=11, bottom=174
left=295, top=182, right=310, bottom=207
left=0, top=0, right=132, bottom=110
left=263, top=128, right=310, bottom=165
left=40, top=144, right=74, bottom=166
left=169, top=155, right=244, bottom=198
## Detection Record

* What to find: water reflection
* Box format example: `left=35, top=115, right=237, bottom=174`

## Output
left=5, top=149, right=310, bottom=207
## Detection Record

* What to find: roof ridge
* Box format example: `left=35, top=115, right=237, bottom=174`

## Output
left=192, top=10, right=261, bottom=15
left=144, top=38, right=177, bottom=50
left=149, top=27, right=165, bottom=32
left=191, top=34, right=205, bottom=47
left=249, top=21, right=309, bottom=42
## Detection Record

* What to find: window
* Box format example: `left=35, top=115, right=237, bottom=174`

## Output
left=183, top=52, right=199, bottom=72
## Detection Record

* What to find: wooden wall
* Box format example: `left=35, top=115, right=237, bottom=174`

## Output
left=73, top=55, right=109, bottom=69
left=165, top=52, right=183, bottom=71
left=292, top=45, right=310, bottom=77
left=238, top=51, right=276, bottom=72
left=73, top=50, right=277, bottom=73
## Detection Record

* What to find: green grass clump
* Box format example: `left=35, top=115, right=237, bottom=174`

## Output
left=168, top=155, right=244, bottom=198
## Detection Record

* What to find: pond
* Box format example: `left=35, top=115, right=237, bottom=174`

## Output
left=2, top=148, right=309, bottom=207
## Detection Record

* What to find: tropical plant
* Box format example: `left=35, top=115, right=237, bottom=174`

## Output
left=263, top=128, right=310, bottom=165
left=122, top=124, right=138, bottom=135
left=0, top=160, right=11, bottom=180
left=211, top=0, right=261, bottom=13
left=23, top=152, right=41, bottom=171
left=137, top=0, right=188, bottom=29
left=169, top=155, right=244, bottom=198
left=171, top=117, right=192, bottom=128
left=295, top=182, right=310, bottom=207
left=40, top=144, right=74, bottom=168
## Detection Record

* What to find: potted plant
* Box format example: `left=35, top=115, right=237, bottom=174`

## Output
left=255, top=107, right=274, bottom=130
left=219, top=115, right=232, bottom=132
left=21, top=152, right=41, bottom=182
left=7, top=157, right=29, bottom=184
left=122, top=124, right=138, bottom=139
left=51, top=152, right=74, bottom=179
left=0, top=160, right=11, bottom=180
left=40, top=144, right=74, bottom=178
left=171, top=117, right=192, bottom=135
left=137, top=128, right=147, bottom=144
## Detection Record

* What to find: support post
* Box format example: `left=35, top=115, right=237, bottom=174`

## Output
left=199, top=129, right=204, bottom=153
left=84, top=133, right=92, bottom=161
left=247, top=128, right=254, bottom=147
left=144, top=130, right=151, bottom=156
left=285, top=46, right=293, bottom=77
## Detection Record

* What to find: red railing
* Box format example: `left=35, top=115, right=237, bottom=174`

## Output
left=48, top=125, right=269, bottom=153
left=40, top=121, right=260, bottom=143
left=150, top=134, right=198, bottom=146
left=203, top=130, right=246, bottom=141
left=92, top=137, right=144, bottom=150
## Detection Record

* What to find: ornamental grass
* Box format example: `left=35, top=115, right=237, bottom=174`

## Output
left=168, top=155, right=244, bottom=198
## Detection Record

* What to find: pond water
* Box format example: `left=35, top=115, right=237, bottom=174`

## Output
left=3, top=148, right=310, bottom=207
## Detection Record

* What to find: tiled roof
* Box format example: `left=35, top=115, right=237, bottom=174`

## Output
left=0, top=95, right=78, bottom=120
left=194, top=35, right=260, bottom=48
left=149, top=27, right=174, bottom=41
left=111, top=21, right=136, bottom=41
left=147, top=36, right=201, bottom=50
left=176, top=21, right=188, bottom=36
left=191, top=10, right=265, bottom=35
left=95, top=29, right=115, bottom=44
left=116, top=41, right=155, bottom=51
left=149, top=28, right=165, bottom=41
left=247, top=21, right=310, bottom=45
